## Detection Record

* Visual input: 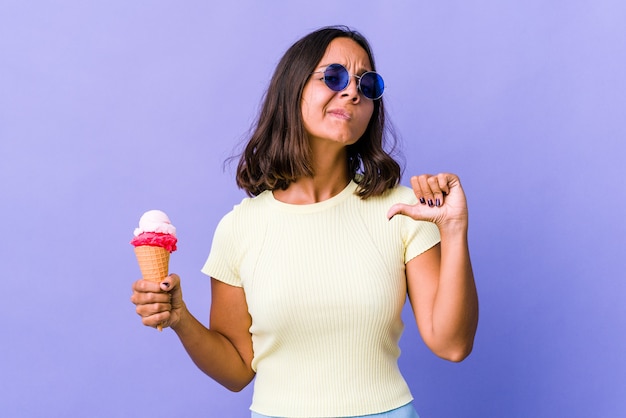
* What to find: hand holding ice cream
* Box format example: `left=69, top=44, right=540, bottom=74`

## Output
left=131, top=210, right=177, bottom=330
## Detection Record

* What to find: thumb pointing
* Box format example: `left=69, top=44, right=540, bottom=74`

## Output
left=387, top=203, right=411, bottom=220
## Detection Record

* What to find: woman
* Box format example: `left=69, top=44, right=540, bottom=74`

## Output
left=131, top=26, right=478, bottom=418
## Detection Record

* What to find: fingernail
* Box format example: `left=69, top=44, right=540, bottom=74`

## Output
left=436, top=198, right=441, bottom=207
left=428, top=199, right=434, bottom=207
left=162, top=282, right=170, bottom=289
left=420, top=197, right=426, bottom=204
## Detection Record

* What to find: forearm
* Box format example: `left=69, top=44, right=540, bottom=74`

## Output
left=171, top=305, right=255, bottom=391
left=431, top=222, right=479, bottom=360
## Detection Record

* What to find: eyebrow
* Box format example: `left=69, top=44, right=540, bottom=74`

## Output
left=315, top=63, right=373, bottom=74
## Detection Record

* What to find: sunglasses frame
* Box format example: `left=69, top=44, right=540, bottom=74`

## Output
left=312, top=63, right=384, bottom=100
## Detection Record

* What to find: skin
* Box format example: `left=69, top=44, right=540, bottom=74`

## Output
left=131, top=37, right=478, bottom=392
left=388, top=174, right=479, bottom=361
left=275, top=37, right=375, bottom=204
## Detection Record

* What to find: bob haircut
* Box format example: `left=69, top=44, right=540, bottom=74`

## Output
left=235, top=25, right=402, bottom=199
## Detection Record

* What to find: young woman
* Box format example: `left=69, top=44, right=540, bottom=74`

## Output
left=131, top=26, right=478, bottom=418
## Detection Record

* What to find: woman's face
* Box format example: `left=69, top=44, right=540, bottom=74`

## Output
left=301, top=37, right=375, bottom=149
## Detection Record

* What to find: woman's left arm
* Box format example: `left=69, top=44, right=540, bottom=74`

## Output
left=387, top=173, right=479, bottom=362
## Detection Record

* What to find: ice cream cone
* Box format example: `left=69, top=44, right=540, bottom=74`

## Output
left=134, top=245, right=170, bottom=282
left=131, top=210, right=177, bottom=332
left=134, top=245, right=170, bottom=331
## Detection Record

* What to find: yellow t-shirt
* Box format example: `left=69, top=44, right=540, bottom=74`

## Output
left=202, top=181, right=440, bottom=417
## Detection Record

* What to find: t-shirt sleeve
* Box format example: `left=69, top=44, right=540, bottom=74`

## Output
left=403, top=218, right=441, bottom=264
left=200, top=211, right=243, bottom=287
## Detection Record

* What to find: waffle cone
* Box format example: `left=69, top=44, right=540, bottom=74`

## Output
left=134, top=246, right=170, bottom=282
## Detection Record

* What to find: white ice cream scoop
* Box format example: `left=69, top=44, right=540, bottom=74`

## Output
left=133, top=209, right=177, bottom=236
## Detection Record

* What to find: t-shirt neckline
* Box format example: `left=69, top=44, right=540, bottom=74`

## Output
left=267, top=180, right=358, bottom=213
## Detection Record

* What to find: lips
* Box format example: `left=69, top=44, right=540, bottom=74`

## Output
left=327, top=109, right=352, bottom=120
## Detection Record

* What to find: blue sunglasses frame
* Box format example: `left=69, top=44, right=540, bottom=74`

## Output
left=313, top=63, right=385, bottom=100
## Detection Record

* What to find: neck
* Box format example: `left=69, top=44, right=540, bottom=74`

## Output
left=273, top=144, right=351, bottom=204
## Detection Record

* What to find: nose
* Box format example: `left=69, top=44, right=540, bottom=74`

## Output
left=341, top=76, right=360, bottom=102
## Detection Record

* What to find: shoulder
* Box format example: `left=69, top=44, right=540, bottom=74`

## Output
left=229, top=191, right=273, bottom=216
left=364, top=183, right=417, bottom=205
left=214, top=191, right=272, bottom=232
left=388, top=183, right=417, bottom=203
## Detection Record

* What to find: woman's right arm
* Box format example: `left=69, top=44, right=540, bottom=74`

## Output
left=131, top=275, right=255, bottom=392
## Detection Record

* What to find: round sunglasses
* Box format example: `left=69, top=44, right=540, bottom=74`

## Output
left=313, top=63, right=384, bottom=100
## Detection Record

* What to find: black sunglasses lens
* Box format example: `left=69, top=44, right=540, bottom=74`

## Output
left=323, top=64, right=349, bottom=91
left=360, top=72, right=384, bottom=100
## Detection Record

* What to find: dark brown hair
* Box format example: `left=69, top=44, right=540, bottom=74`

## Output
left=235, top=25, right=402, bottom=199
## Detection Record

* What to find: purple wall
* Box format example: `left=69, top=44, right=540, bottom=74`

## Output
left=1, top=1, right=625, bottom=417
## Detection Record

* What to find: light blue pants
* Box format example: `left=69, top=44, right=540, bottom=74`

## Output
left=250, top=402, right=420, bottom=418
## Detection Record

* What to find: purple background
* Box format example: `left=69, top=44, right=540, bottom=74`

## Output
left=1, top=1, right=625, bottom=417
